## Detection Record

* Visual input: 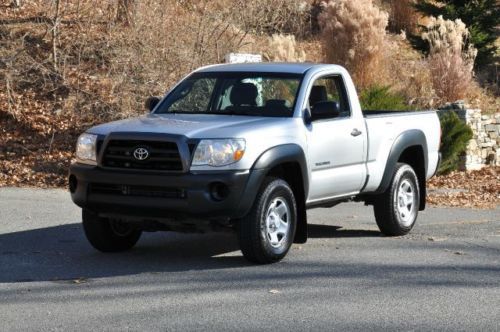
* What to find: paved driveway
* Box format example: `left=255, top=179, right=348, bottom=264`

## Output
left=0, top=188, right=499, bottom=331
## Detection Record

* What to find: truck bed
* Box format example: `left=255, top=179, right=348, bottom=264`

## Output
left=361, top=110, right=440, bottom=193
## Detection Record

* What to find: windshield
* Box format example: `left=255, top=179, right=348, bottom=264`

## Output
left=155, top=72, right=303, bottom=117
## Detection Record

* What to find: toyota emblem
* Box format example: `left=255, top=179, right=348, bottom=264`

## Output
left=133, top=147, right=149, bottom=161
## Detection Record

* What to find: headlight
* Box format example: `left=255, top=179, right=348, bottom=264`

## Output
left=76, top=133, right=98, bottom=164
left=192, top=139, right=246, bottom=167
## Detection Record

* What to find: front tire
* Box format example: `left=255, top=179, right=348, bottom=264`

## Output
left=82, top=209, right=142, bottom=252
left=238, top=177, right=297, bottom=264
left=374, top=163, right=420, bottom=236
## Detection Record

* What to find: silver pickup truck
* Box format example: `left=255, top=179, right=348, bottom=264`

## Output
left=69, top=63, right=441, bottom=263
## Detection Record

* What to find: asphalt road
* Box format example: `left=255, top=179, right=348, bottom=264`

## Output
left=0, top=187, right=499, bottom=331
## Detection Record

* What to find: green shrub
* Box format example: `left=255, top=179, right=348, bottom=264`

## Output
left=360, top=85, right=410, bottom=110
left=437, top=110, right=473, bottom=174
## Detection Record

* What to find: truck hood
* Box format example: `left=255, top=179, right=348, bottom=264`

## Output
left=87, top=113, right=293, bottom=138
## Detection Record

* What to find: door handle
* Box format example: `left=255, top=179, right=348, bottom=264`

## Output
left=351, top=128, right=362, bottom=137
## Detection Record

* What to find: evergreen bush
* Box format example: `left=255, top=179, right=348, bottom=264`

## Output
left=437, top=110, right=473, bottom=174
left=360, top=85, right=409, bottom=110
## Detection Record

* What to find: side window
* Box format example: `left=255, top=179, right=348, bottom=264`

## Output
left=308, top=75, right=350, bottom=118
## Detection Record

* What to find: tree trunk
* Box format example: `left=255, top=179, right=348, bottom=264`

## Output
left=52, top=0, right=61, bottom=72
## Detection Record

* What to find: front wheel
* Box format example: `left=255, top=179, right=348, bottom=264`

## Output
left=82, top=209, right=142, bottom=252
left=374, top=163, right=420, bottom=236
left=238, top=177, right=297, bottom=264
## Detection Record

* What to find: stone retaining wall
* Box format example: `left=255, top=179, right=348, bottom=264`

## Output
left=446, top=108, right=500, bottom=170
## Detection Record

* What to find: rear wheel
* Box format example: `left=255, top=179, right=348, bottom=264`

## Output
left=238, top=177, right=297, bottom=264
left=374, top=163, right=420, bottom=236
left=82, top=209, right=142, bottom=252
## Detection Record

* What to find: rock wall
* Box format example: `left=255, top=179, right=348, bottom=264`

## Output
left=448, top=108, right=500, bottom=170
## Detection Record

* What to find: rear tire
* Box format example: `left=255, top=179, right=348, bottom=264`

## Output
left=238, top=177, right=297, bottom=264
left=82, top=209, right=142, bottom=252
left=374, top=163, right=420, bottom=236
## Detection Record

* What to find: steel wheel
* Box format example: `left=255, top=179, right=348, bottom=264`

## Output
left=396, top=179, right=416, bottom=226
left=264, top=197, right=290, bottom=248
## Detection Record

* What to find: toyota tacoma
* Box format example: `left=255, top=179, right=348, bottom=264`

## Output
left=69, top=63, right=441, bottom=263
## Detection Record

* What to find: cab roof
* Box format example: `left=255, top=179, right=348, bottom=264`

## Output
left=195, top=62, right=342, bottom=75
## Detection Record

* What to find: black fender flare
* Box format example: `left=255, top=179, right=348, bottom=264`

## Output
left=252, top=144, right=309, bottom=196
left=375, top=129, right=428, bottom=210
left=235, top=144, right=309, bottom=243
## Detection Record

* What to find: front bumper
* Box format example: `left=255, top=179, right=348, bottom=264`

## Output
left=69, top=163, right=265, bottom=221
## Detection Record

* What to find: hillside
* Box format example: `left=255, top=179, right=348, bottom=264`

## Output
left=0, top=0, right=498, bottom=207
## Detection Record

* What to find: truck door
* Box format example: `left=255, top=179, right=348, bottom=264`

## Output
left=305, top=75, right=366, bottom=202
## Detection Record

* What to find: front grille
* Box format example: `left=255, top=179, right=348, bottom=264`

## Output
left=89, top=183, right=186, bottom=199
left=101, top=139, right=183, bottom=171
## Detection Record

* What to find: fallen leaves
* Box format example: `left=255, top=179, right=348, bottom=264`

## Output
left=427, top=167, right=500, bottom=209
left=0, top=113, right=75, bottom=188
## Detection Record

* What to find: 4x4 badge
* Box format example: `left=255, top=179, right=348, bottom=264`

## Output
left=133, top=147, right=149, bottom=161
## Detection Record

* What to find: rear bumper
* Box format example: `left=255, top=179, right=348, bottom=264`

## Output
left=432, top=152, right=442, bottom=177
left=69, top=163, right=265, bottom=221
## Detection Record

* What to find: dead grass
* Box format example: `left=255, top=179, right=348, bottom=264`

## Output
left=263, top=34, right=307, bottom=62
left=318, top=0, right=389, bottom=89
left=422, top=15, right=477, bottom=103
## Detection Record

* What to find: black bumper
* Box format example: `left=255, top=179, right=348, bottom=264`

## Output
left=69, top=163, right=266, bottom=221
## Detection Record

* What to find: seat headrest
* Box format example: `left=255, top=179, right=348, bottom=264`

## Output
left=264, top=99, right=289, bottom=115
left=309, top=85, right=328, bottom=107
left=230, top=82, right=258, bottom=106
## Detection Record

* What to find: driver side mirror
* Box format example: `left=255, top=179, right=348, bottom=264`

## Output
left=145, top=96, right=160, bottom=112
left=310, top=101, right=340, bottom=121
